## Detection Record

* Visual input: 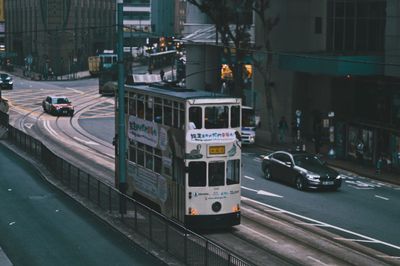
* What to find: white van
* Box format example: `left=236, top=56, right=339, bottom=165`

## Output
left=241, top=106, right=257, bottom=144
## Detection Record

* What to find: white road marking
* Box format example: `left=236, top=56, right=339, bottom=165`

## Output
left=307, top=256, right=329, bottom=266
left=240, top=224, right=278, bottom=243
left=334, top=237, right=379, bottom=243
left=375, top=195, right=389, bottom=201
left=244, top=208, right=288, bottom=227
left=376, top=255, right=400, bottom=259
left=9, top=222, right=15, bottom=226
left=242, top=186, right=283, bottom=198
left=24, top=123, right=33, bottom=129
left=66, top=87, right=84, bottom=94
left=73, top=136, right=99, bottom=145
left=242, top=196, right=400, bottom=251
left=244, top=175, right=255, bottom=180
left=43, top=120, right=59, bottom=137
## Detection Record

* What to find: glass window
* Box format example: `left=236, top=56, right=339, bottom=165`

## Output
left=154, top=156, right=162, bottom=174
left=188, top=162, right=206, bottom=187
left=145, top=96, right=153, bottom=121
left=205, top=106, right=228, bottom=129
left=164, top=99, right=172, bottom=126
left=137, top=95, right=144, bottom=119
left=129, top=98, right=136, bottom=115
left=231, top=105, right=241, bottom=128
left=189, top=107, right=202, bottom=129
left=137, top=147, right=144, bottom=166
left=154, top=103, right=162, bottom=123
left=209, top=161, right=225, bottom=186
left=129, top=146, right=136, bottom=163
left=145, top=152, right=153, bottom=170
left=227, top=159, right=240, bottom=185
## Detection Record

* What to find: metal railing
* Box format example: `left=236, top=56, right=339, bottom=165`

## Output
left=6, top=124, right=253, bottom=266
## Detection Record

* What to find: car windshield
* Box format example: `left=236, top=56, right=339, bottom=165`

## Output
left=293, top=154, right=324, bottom=167
left=54, top=98, right=70, bottom=104
left=0, top=74, right=9, bottom=79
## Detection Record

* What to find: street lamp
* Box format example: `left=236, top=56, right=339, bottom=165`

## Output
left=328, top=111, right=335, bottom=158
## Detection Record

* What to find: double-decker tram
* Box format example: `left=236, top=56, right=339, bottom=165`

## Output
left=120, top=83, right=242, bottom=228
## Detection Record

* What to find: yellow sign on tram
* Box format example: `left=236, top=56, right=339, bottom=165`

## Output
left=209, top=146, right=225, bottom=155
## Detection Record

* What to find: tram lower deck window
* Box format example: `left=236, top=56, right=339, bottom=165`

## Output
left=227, top=159, right=240, bottom=185
left=188, top=162, right=206, bottom=187
left=209, top=161, right=225, bottom=186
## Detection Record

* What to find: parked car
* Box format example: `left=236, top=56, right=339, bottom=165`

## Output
left=0, top=73, right=13, bottom=90
left=261, top=150, right=342, bottom=191
left=42, top=96, right=74, bottom=117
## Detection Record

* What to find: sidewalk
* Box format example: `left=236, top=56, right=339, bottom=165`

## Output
left=6, top=66, right=91, bottom=81
left=257, top=140, right=400, bottom=187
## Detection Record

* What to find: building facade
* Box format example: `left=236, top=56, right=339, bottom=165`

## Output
left=253, top=0, right=400, bottom=170
left=5, top=0, right=115, bottom=75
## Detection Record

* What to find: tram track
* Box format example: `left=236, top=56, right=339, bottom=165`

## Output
left=5, top=85, right=399, bottom=266
left=202, top=199, right=397, bottom=266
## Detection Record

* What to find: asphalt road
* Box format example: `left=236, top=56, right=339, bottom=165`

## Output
left=0, top=142, right=164, bottom=266
left=4, top=73, right=400, bottom=260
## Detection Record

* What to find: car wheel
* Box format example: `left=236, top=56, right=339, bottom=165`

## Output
left=295, top=176, right=305, bottom=191
left=264, top=167, right=272, bottom=180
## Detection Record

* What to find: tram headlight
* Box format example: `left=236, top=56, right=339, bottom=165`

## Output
left=188, top=207, right=199, bottom=215
left=232, top=204, right=240, bottom=212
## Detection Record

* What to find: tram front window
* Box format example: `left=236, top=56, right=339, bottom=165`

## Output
left=205, top=106, right=228, bottom=129
left=188, top=162, right=206, bottom=187
left=209, top=161, right=225, bottom=186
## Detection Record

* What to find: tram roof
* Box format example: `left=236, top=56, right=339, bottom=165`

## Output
left=126, top=83, right=240, bottom=102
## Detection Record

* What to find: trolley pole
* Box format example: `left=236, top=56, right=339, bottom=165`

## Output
left=117, top=0, right=127, bottom=200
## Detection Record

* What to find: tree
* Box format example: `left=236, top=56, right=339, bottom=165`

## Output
left=186, top=0, right=254, bottom=100
left=187, top=0, right=279, bottom=142
left=252, top=0, right=279, bottom=142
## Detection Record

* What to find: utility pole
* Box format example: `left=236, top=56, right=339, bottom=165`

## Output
left=117, top=0, right=126, bottom=200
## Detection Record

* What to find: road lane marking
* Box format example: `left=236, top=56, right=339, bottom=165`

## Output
left=244, top=175, right=255, bottom=180
left=242, top=196, right=400, bottom=252
left=73, top=136, right=99, bottom=145
left=244, top=208, right=288, bottom=227
left=242, top=186, right=283, bottom=198
left=307, top=256, right=329, bottom=266
left=334, top=237, right=379, bottom=243
left=240, top=224, right=278, bottom=243
left=375, top=195, right=389, bottom=201
left=44, top=120, right=59, bottom=137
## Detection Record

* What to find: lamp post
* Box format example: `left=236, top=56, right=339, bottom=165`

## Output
left=328, top=111, right=336, bottom=158
left=117, top=0, right=126, bottom=201
left=295, top=109, right=303, bottom=151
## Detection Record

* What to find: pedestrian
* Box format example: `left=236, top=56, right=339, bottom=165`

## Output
left=160, top=69, right=165, bottom=81
left=278, top=116, right=288, bottom=144
left=355, top=137, right=365, bottom=163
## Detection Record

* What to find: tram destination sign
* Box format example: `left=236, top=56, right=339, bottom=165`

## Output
left=209, top=145, right=225, bottom=155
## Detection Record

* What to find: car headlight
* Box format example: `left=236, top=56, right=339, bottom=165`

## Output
left=306, top=174, right=320, bottom=181
left=336, top=174, right=343, bottom=180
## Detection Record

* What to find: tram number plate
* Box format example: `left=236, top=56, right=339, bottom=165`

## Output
left=209, top=146, right=225, bottom=155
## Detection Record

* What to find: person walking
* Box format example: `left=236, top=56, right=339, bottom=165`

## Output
left=159, top=69, right=165, bottom=81
left=278, top=116, right=289, bottom=144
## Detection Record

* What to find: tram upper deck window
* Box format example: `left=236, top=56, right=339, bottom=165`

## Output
left=189, top=107, right=202, bottom=129
left=231, top=105, right=241, bottom=128
left=209, top=161, right=225, bottom=186
left=188, top=162, right=206, bottom=187
left=205, top=106, right=228, bottom=129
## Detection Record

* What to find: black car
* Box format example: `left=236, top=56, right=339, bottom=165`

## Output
left=261, top=151, right=342, bottom=191
left=0, top=73, right=13, bottom=90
